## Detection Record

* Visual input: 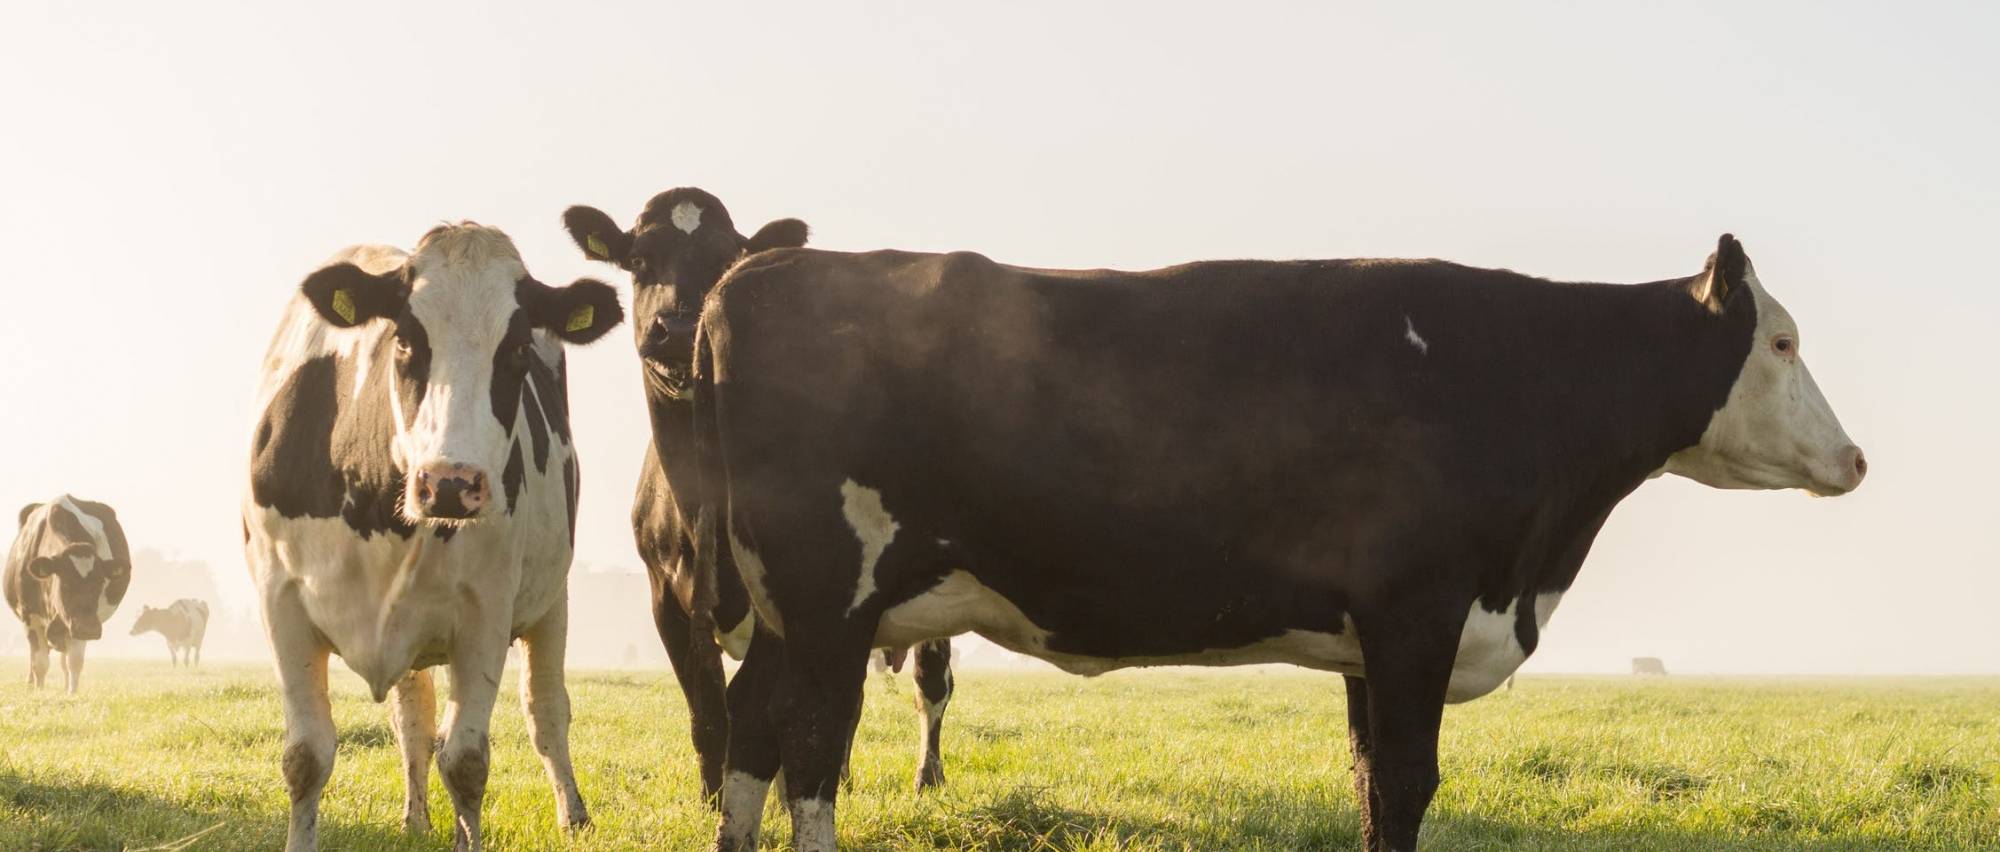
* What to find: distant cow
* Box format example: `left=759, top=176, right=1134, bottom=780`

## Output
left=1631, top=657, right=1668, bottom=676
left=680, top=234, right=1866, bottom=851
left=244, top=222, right=622, bottom=852
left=131, top=599, right=210, bottom=667
left=564, top=188, right=957, bottom=797
left=6, top=496, right=132, bottom=694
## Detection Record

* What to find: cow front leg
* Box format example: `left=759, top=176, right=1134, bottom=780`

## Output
left=654, top=580, right=730, bottom=804
left=911, top=638, right=953, bottom=791
left=1353, top=616, right=1455, bottom=852
left=266, top=594, right=336, bottom=852
left=390, top=669, right=439, bottom=834
left=27, top=633, right=49, bottom=688
left=713, top=628, right=784, bottom=852
left=439, top=636, right=507, bottom=852
left=518, top=599, right=590, bottom=830
left=775, top=633, right=872, bottom=852
left=62, top=640, right=87, bottom=694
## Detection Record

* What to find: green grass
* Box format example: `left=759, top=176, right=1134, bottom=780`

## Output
left=0, top=662, right=1994, bottom=850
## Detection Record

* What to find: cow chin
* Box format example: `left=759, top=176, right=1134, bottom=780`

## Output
left=67, top=620, right=103, bottom=642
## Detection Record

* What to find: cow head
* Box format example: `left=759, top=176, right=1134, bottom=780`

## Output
left=563, top=188, right=808, bottom=398
left=1664, top=234, right=1866, bottom=496
left=301, top=223, right=624, bottom=523
left=29, top=542, right=116, bottom=641
left=130, top=605, right=162, bottom=636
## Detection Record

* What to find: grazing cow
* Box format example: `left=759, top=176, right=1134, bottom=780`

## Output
left=5, top=496, right=132, bottom=693
left=562, top=188, right=957, bottom=798
left=1631, top=657, right=1668, bottom=676
left=131, top=599, right=210, bottom=667
left=683, top=235, right=1866, bottom=851
left=243, top=223, right=622, bottom=852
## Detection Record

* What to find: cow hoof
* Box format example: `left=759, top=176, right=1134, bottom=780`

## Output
left=403, top=809, right=430, bottom=835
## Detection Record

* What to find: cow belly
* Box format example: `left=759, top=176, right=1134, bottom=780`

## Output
left=1446, top=592, right=1563, bottom=703
left=874, top=571, right=1366, bottom=676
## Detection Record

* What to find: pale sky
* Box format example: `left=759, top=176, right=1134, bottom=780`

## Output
left=3, top=2, right=1994, bottom=674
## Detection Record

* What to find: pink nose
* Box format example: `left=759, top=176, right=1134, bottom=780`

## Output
left=413, top=463, right=490, bottom=519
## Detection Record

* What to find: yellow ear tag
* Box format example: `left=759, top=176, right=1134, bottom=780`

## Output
left=565, top=303, right=595, bottom=333
left=331, top=289, right=357, bottom=324
left=585, top=234, right=609, bottom=259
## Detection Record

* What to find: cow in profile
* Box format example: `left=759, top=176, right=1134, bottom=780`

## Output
left=5, top=496, right=132, bottom=694
left=131, top=599, right=210, bottom=667
left=680, top=234, right=1866, bottom=851
left=1631, top=657, right=1668, bottom=676
left=563, top=189, right=957, bottom=798
left=244, top=222, right=622, bottom=852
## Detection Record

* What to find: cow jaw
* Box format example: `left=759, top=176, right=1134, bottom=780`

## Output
left=1665, top=266, right=1865, bottom=497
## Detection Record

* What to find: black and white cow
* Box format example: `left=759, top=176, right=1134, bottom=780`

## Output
left=562, top=188, right=957, bottom=799
left=244, top=223, right=622, bottom=852
left=5, top=496, right=132, bottom=693
left=131, top=598, right=210, bottom=667
left=681, top=235, right=1867, bottom=851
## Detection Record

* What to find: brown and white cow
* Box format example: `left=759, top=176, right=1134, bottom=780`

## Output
left=5, top=496, right=132, bottom=694
left=679, top=234, right=1864, bottom=851
left=563, top=188, right=957, bottom=799
left=131, top=598, right=210, bottom=667
left=244, top=222, right=622, bottom=851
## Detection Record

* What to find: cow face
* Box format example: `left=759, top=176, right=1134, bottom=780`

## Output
left=1665, top=235, right=1866, bottom=496
left=301, top=223, right=623, bottom=523
left=564, top=188, right=808, bottom=398
left=130, top=605, right=162, bottom=636
left=29, top=542, right=115, bottom=640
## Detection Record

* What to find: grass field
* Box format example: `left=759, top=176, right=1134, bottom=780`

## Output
left=0, top=661, right=1993, bottom=851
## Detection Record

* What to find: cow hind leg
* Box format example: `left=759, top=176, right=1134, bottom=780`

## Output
left=439, top=634, right=508, bottom=852
left=518, top=602, right=590, bottom=831
left=1352, top=613, right=1457, bottom=852
left=911, top=638, right=953, bottom=792
left=654, top=587, right=729, bottom=805
left=774, top=632, right=872, bottom=852
left=1343, top=675, right=1386, bottom=851
left=713, top=629, right=784, bottom=852
left=390, top=669, right=439, bottom=834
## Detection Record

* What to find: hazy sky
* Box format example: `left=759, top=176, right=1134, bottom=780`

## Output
left=3, top=2, right=1994, bottom=674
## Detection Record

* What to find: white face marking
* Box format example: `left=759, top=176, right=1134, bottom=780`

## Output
left=787, top=797, right=836, bottom=852
left=1664, top=264, right=1862, bottom=495
left=841, top=480, right=900, bottom=615
left=1403, top=314, right=1429, bottom=355
left=1446, top=592, right=1563, bottom=703
left=392, top=226, right=534, bottom=513
left=671, top=201, right=703, bottom=234
left=717, top=771, right=771, bottom=850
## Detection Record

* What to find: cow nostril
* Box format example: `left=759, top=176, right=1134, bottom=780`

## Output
left=1854, top=452, right=1868, bottom=478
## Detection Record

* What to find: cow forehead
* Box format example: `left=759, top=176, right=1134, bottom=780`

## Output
left=405, top=226, right=529, bottom=335
left=1742, top=266, right=1797, bottom=335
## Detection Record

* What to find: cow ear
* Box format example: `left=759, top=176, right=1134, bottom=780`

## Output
left=563, top=205, right=633, bottom=265
left=1690, top=233, right=1748, bottom=314
left=745, top=218, right=809, bottom=254
left=28, top=557, right=60, bottom=579
left=527, top=278, right=625, bottom=345
left=302, top=262, right=408, bottom=328
left=17, top=504, right=38, bottom=528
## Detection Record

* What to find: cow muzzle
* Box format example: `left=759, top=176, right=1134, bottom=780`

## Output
left=413, top=462, right=491, bottom=520
left=1808, top=444, right=1868, bottom=497
left=69, top=621, right=103, bottom=641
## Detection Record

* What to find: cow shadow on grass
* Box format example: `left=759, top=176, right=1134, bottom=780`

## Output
left=0, top=767, right=422, bottom=852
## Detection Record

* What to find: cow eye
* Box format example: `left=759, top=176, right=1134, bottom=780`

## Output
left=1773, top=335, right=1796, bottom=356
left=394, top=336, right=412, bottom=357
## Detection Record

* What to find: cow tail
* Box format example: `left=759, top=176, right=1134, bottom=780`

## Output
left=685, top=321, right=726, bottom=671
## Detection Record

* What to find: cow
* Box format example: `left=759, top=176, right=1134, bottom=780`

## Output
left=562, top=188, right=957, bottom=799
left=131, top=599, right=210, bottom=667
left=1631, top=657, right=1668, bottom=676
left=679, top=234, right=1867, bottom=852
left=5, top=496, right=132, bottom=694
left=243, top=222, right=623, bottom=852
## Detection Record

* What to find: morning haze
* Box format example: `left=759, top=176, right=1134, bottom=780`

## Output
left=1, top=1, right=1993, bottom=674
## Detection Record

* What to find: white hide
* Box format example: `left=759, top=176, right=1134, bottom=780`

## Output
left=842, top=480, right=899, bottom=615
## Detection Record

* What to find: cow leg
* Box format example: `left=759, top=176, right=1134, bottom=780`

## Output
left=438, top=635, right=508, bottom=852
left=774, top=632, right=871, bottom=852
left=713, top=628, right=784, bottom=852
left=518, top=601, right=591, bottom=830
left=266, top=593, right=336, bottom=852
left=654, top=586, right=729, bottom=804
left=390, top=669, right=438, bottom=834
left=28, top=633, right=49, bottom=688
left=1343, top=675, right=1386, bottom=851
left=1353, top=617, right=1456, bottom=852
left=62, top=640, right=87, bottom=694
left=910, top=638, right=953, bottom=792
